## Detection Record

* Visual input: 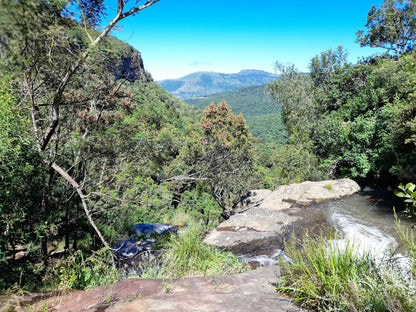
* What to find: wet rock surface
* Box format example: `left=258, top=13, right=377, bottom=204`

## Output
left=204, top=179, right=360, bottom=257
left=49, top=266, right=303, bottom=312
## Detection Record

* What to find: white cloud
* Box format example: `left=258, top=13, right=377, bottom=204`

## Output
left=188, top=60, right=214, bottom=66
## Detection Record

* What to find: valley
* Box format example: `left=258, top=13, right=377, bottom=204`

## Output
left=1, top=1, right=416, bottom=311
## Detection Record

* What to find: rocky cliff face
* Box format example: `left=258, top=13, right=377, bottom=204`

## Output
left=113, top=48, right=148, bottom=83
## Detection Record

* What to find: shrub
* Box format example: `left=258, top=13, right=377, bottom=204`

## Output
left=57, top=248, right=120, bottom=290
left=395, top=182, right=416, bottom=225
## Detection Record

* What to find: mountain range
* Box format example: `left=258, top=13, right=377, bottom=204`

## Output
left=158, top=69, right=279, bottom=100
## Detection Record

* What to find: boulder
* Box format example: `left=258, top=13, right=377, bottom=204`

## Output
left=132, top=223, right=176, bottom=236
left=204, top=179, right=360, bottom=257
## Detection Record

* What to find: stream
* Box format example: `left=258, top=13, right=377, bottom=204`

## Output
left=315, top=189, right=414, bottom=256
left=241, top=189, right=414, bottom=266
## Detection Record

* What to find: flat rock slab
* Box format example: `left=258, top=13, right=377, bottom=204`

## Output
left=207, top=207, right=328, bottom=256
left=204, top=179, right=360, bottom=256
left=244, top=179, right=361, bottom=210
left=49, top=266, right=303, bottom=312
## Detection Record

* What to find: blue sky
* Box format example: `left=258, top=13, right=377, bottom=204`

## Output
left=105, top=0, right=385, bottom=80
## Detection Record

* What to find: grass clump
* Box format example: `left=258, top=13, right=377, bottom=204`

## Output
left=278, top=232, right=416, bottom=311
left=323, top=183, right=333, bottom=191
left=140, top=224, right=249, bottom=279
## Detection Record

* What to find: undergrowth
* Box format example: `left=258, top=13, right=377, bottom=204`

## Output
left=139, top=224, right=249, bottom=279
left=278, top=230, right=416, bottom=312
left=56, top=248, right=121, bottom=290
left=49, top=224, right=248, bottom=290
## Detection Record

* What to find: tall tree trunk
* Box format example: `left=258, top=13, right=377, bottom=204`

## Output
left=41, top=195, right=49, bottom=266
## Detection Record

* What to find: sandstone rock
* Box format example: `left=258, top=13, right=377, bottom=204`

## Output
left=50, top=266, right=303, bottom=312
left=204, top=179, right=360, bottom=257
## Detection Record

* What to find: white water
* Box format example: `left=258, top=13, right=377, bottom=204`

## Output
left=242, top=191, right=413, bottom=266
left=317, top=192, right=412, bottom=258
left=238, top=249, right=292, bottom=267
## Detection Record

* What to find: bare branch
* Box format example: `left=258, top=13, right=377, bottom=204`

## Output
left=77, top=0, right=94, bottom=43
left=120, top=0, right=160, bottom=19
left=47, top=160, right=111, bottom=250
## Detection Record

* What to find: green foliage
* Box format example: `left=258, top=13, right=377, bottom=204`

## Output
left=246, top=113, right=288, bottom=145
left=185, top=85, right=278, bottom=117
left=395, top=182, right=416, bottom=223
left=279, top=233, right=416, bottom=311
left=152, top=224, right=249, bottom=278
left=356, top=0, right=416, bottom=56
left=396, top=217, right=416, bottom=274
left=258, top=143, right=322, bottom=188
left=315, top=53, right=416, bottom=179
left=267, top=62, right=315, bottom=139
left=310, top=45, right=350, bottom=91
left=323, top=184, right=333, bottom=191
left=170, top=189, right=223, bottom=229
left=172, top=101, right=258, bottom=218
left=269, top=48, right=416, bottom=182
left=0, top=78, right=49, bottom=289
left=57, top=248, right=120, bottom=290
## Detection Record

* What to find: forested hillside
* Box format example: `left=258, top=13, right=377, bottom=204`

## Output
left=268, top=47, right=416, bottom=186
left=0, top=0, right=258, bottom=290
left=185, top=85, right=288, bottom=145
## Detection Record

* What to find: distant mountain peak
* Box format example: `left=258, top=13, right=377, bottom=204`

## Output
left=158, top=69, right=279, bottom=100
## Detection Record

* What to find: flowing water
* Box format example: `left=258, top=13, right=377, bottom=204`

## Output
left=242, top=189, right=414, bottom=267
left=315, top=189, right=413, bottom=257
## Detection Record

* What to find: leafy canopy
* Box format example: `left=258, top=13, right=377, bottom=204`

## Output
left=356, top=0, right=416, bottom=56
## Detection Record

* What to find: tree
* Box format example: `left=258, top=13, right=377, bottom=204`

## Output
left=356, top=0, right=416, bottom=56
left=309, top=46, right=349, bottom=90
left=0, top=0, right=160, bottom=259
left=267, top=62, right=315, bottom=141
left=166, top=101, right=256, bottom=219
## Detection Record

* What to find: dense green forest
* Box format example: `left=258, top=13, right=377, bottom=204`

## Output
left=185, top=85, right=288, bottom=145
left=1, top=0, right=416, bottom=301
left=268, top=47, right=416, bottom=186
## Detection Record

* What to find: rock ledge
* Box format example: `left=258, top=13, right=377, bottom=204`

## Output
left=204, top=179, right=360, bottom=256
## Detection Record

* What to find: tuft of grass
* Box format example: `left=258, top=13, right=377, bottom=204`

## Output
left=323, top=183, right=333, bottom=191
left=139, top=224, right=249, bottom=279
left=278, top=232, right=416, bottom=311
left=167, top=210, right=196, bottom=228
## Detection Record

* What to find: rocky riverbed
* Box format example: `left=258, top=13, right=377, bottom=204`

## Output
left=204, top=179, right=360, bottom=259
